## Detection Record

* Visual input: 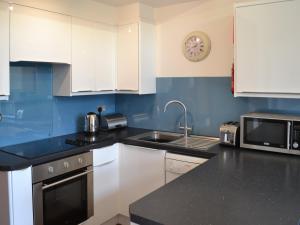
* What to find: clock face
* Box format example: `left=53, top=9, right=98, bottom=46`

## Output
left=183, top=31, right=211, bottom=62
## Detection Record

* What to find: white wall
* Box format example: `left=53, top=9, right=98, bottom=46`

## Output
left=155, top=0, right=235, bottom=77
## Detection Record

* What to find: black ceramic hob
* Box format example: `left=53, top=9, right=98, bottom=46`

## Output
left=0, top=132, right=113, bottom=159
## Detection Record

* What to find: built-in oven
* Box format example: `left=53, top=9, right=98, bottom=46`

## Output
left=32, top=152, right=94, bottom=225
left=241, top=113, right=300, bottom=155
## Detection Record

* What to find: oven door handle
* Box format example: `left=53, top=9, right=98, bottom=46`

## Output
left=42, top=169, right=94, bottom=190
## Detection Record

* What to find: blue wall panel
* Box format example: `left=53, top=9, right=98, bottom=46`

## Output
left=2, top=63, right=300, bottom=147
left=0, top=63, right=115, bottom=147
left=116, top=77, right=300, bottom=137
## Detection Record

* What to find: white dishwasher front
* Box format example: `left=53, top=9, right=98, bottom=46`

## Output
left=165, top=152, right=208, bottom=184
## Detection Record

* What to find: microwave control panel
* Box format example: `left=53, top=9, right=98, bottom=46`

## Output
left=292, top=122, right=300, bottom=150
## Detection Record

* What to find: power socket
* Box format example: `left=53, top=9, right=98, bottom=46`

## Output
left=98, top=105, right=106, bottom=112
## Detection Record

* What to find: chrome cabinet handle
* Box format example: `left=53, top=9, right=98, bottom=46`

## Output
left=42, top=169, right=93, bottom=190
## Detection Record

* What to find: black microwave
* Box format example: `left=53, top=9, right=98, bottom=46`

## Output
left=240, top=113, right=300, bottom=155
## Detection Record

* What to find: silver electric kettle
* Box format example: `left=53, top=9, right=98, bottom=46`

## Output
left=84, top=112, right=100, bottom=133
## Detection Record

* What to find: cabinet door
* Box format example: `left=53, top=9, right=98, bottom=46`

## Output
left=71, top=18, right=96, bottom=92
left=95, top=24, right=116, bottom=91
left=139, top=22, right=156, bottom=94
left=10, top=5, right=71, bottom=64
left=10, top=168, right=34, bottom=225
left=0, top=2, right=9, bottom=97
left=119, top=144, right=166, bottom=216
left=165, top=159, right=199, bottom=184
left=235, top=0, right=300, bottom=95
left=87, top=145, right=119, bottom=225
left=117, top=23, right=139, bottom=91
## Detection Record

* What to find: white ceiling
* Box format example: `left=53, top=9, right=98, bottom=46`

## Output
left=93, top=0, right=200, bottom=8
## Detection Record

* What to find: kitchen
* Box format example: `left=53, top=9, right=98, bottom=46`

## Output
left=1, top=0, right=300, bottom=225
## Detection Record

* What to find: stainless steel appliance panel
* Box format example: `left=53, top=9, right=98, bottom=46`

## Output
left=32, top=152, right=93, bottom=225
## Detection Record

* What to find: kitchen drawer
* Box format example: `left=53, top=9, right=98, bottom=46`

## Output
left=92, top=144, right=118, bottom=167
left=166, top=158, right=200, bottom=175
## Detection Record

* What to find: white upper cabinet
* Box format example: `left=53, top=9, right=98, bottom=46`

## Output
left=53, top=17, right=116, bottom=96
left=117, top=23, right=139, bottom=91
left=10, top=4, right=71, bottom=64
left=94, top=23, right=116, bottom=92
left=235, top=0, right=300, bottom=98
left=0, top=2, right=9, bottom=100
left=117, top=22, right=156, bottom=94
left=72, top=18, right=98, bottom=92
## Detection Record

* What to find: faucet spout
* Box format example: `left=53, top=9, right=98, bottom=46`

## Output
left=163, top=100, right=189, bottom=138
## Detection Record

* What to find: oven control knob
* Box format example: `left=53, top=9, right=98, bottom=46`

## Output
left=63, top=162, right=70, bottom=169
left=78, top=158, right=83, bottom=164
left=48, top=166, right=54, bottom=174
left=293, top=142, right=299, bottom=149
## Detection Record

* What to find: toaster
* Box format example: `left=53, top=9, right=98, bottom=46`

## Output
left=100, top=113, right=127, bottom=130
left=219, top=121, right=240, bottom=147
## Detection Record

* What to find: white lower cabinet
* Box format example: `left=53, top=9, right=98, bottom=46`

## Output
left=2, top=144, right=166, bottom=225
left=165, top=153, right=208, bottom=184
left=118, top=144, right=166, bottom=216
left=84, top=144, right=119, bottom=225
left=0, top=167, right=33, bottom=225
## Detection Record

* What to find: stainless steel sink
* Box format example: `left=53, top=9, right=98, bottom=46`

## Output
left=134, top=131, right=182, bottom=143
left=129, top=131, right=219, bottom=151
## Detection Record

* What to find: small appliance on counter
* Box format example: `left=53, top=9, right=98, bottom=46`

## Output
left=219, top=121, right=240, bottom=147
left=100, top=113, right=127, bottom=130
left=84, top=111, right=100, bottom=134
left=240, top=112, right=300, bottom=155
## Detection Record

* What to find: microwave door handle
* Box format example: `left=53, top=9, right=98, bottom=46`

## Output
left=287, top=122, right=291, bottom=150
left=42, top=169, right=93, bottom=190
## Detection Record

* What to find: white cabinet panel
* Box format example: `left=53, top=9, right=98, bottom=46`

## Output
left=0, top=2, right=9, bottom=98
left=117, top=22, right=156, bottom=94
left=10, top=4, right=71, bottom=64
left=117, top=23, right=139, bottom=91
left=139, top=22, right=156, bottom=94
left=86, top=145, right=119, bottom=225
left=95, top=24, right=116, bottom=92
left=54, top=18, right=116, bottom=95
left=119, top=144, right=165, bottom=216
left=235, top=0, right=300, bottom=97
left=165, top=153, right=208, bottom=184
left=9, top=167, right=33, bottom=225
left=71, top=18, right=96, bottom=92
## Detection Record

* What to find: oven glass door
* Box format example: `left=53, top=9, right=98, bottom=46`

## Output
left=33, top=167, right=94, bottom=225
left=43, top=171, right=88, bottom=225
left=243, top=118, right=288, bottom=148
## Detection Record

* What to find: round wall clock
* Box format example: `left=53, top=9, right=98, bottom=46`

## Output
left=182, top=31, right=211, bottom=62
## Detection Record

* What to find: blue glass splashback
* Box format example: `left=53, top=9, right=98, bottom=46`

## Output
left=2, top=63, right=300, bottom=147
left=0, top=63, right=115, bottom=147
left=116, top=77, right=300, bottom=137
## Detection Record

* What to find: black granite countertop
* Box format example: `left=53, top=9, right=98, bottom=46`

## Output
left=2, top=127, right=300, bottom=225
left=0, top=127, right=149, bottom=170
left=0, top=127, right=216, bottom=171
left=130, top=145, right=300, bottom=225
